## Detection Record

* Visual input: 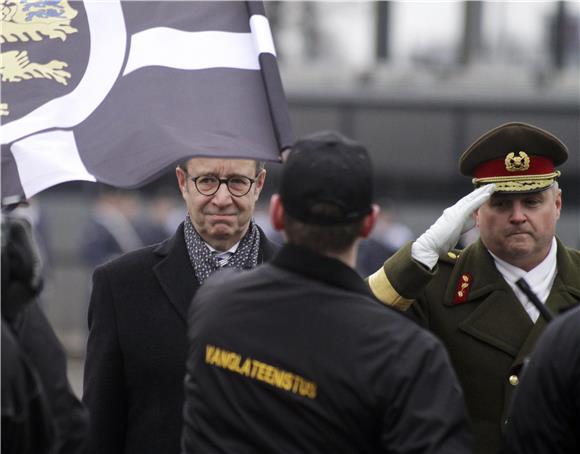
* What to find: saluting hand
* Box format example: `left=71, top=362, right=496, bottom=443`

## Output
left=411, top=184, right=496, bottom=270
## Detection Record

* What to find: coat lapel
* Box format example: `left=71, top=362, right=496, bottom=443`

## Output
left=457, top=290, right=533, bottom=357
left=151, top=224, right=279, bottom=323
left=444, top=240, right=533, bottom=357
left=153, top=224, right=198, bottom=323
left=549, top=237, right=580, bottom=311
left=256, top=225, right=280, bottom=263
left=512, top=242, right=580, bottom=363
left=515, top=245, right=580, bottom=367
left=446, top=237, right=580, bottom=361
left=511, top=251, right=580, bottom=367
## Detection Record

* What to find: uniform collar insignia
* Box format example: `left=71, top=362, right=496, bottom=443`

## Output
left=453, top=273, right=472, bottom=304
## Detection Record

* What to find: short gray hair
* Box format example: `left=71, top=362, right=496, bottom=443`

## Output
left=178, top=159, right=265, bottom=175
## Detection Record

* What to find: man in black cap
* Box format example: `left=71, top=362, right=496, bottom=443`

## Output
left=181, top=131, right=472, bottom=453
left=367, top=122, right=580, bottom=454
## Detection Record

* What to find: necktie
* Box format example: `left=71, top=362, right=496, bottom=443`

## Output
left=214, top=251, right=233, bottom=267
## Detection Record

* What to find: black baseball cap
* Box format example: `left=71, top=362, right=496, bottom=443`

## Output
left=279, top=131, right=373, bottom=225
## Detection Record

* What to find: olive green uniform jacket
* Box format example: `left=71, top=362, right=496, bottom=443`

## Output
left=368, top=237, right=580, bottom=454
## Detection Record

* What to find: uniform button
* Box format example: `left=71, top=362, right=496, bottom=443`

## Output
left=509, top=375, right=519, bottom=386
left=448, top=252, right=458, bottom=259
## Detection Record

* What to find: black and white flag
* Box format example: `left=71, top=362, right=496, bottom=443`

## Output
left=1, top=0, right=292, bottom=201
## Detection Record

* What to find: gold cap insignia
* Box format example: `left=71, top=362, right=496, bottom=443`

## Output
left=505, top=151, right=530, bottom=172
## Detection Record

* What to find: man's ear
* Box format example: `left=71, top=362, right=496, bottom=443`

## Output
left=253, top=169, right=267, bottom=201
left=554, top=188, right=562, bottom=221
left=281, top=147, right=292, bottom=163
left=359, top=204, right=379, bottom=239
left=176, top=166, right=188, bottom=195
left=270, top=194, right=285, bottom=232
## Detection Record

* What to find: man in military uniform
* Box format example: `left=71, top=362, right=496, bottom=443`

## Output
left=182, top=131, right=472, bottom=453
left=367, top=122, right=580, bottom=454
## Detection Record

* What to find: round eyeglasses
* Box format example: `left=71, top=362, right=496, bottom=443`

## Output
left=189, top=174, right=258, bottom=197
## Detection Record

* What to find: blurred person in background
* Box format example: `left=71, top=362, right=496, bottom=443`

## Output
left=252, top=199, right=283, bottom=244
left=368, top=122, right=580, bottom=454
left=356, top=199, right=407, bottom=276
left=80, top=187, right=169, bottom=269
left=2, top=212, right=88, bottom=454
left=501, top=305, right=580, bottom=454
left=372, top=199, right=414, bottom=251
left=11, top=197, right=53, bottom=273
left=145, top=187, right=184, bottom=238
left=182, top=131, right=471, bottom=453
left=356, top=236, right=395, bottom=277
left=83, top=157, right=278, bottom=454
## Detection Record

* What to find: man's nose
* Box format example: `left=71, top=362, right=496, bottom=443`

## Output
left=211, top=182, right=233, bottom=206
left=509, top=202, right=527, bottom=223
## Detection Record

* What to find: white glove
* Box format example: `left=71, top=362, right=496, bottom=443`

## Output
left=411, top=185, right=496, bottom=270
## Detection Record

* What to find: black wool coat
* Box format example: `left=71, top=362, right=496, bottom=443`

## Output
left=82, top=223, right=278, bottom=454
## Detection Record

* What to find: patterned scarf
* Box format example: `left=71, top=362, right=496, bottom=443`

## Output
left=183, top=215, right=261, bottom=285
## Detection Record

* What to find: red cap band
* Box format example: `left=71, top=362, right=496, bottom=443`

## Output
left=473, top=155, right=555, bottom=179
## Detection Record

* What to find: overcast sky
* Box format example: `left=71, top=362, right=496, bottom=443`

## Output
left=276, top=2, right=577, bottom=68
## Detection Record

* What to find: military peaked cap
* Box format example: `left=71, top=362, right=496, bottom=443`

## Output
left=459, top=122, right=568, bottom=193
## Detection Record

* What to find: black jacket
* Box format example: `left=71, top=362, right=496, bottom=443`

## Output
left=182, top=244, right=472, bottom=453
left=2, top=302, right=88, bottom=454
left=83, top=223, right=278, bottom=454
left=16, top=303, right=88, bottom=454
left=2, top=318, right=55, bottom=454
left=502, top=305, right=580, bottom=454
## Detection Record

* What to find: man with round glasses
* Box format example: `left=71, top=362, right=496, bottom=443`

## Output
left=188, top=173, right=258, bottom=197
left=83, top=157, right=279, bottom=454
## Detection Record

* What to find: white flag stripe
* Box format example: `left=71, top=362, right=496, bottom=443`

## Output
left=123, top=27, right=268, bottom=77
left=11, top=131, right=96, bottom=199
left=1, top=0, right=126, bottom=145
left=250, top=15, right=276, bottom=57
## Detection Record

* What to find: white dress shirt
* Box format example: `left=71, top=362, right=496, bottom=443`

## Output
left=489, top=237, right=558, bottom=322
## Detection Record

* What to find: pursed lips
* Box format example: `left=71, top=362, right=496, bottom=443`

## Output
left=506, top=230, right=532, bottom=237
left=205, top=212, right=238, bottom=218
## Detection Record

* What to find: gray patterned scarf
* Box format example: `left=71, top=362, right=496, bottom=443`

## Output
left=183, top=215, right=261, bottom=285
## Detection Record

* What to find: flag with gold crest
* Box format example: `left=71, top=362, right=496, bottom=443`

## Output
left=1, top=0, right=292, bottom=201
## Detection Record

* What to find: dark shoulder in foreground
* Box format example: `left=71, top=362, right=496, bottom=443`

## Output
left=194, top=263, right=435, bottom=337
left=544, top=304, right=580, bottom=342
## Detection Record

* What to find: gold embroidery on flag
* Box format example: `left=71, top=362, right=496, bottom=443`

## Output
left=0, top=0, right=78, bottom=115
